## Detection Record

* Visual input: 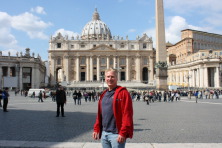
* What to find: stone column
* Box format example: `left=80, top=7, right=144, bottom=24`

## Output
left=107, top=56, right=110, bottom=69
left=90, top=56, right=93, bottom=81
left=32, top=67, right=36, bottom=88
left=155, top=0, right=168, bottom=90
left=192, top=70, right=195, bottom=87
left=215, top=67, right=220, bottom=87
left=176, top=71, right=179, bottom=85
left=197, top=68, right=200, bottom=87
left=126, top=56, right=130, bottom=81
left=149, top=56, right=154, bottom=82
left=65, top=56, right=69, bottom=82
left=136, top=56, right=141, bottom=82
left=20, top=67, right=23, bottom=89
left=113, top=56, right=117, bottom=69
left=204, top=68, right=208, bottom=87
left=86, top=56, right=90, bottom=81
left=50, top=57, right=56, bottom=85
left=116, top=57, right=120, bottom=80
left=97, top=56, right=100, bottom=81
left=76, top=56, right=80, bottom=81
left=199, top=67, right=204, bottom=87
left=188, top=70, right=192, bottom=87
left=180, top=71, right=183, bottom=85
left=7, top=67, right=10, bottom=77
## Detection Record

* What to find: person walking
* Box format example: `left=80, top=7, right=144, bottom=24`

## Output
left=92, top=68, right=133, bottom=148
left=38, top=90, right=43, bottom=102
left=2, top=87, right=10, bottom=112
left=0, top=89, right=2, bottom=107
left=77, top=91, right=82, bottom=105
left=56, top=86, right=67, bottom=117
left=163, top=91, right=167, bottom=102
left=73, top=90, right=78, bottom=105
left=195, top=90, right=198, bottom=103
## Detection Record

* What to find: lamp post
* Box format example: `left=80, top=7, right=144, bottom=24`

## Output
left=100, top=74, right=105, bottom=91
left=185, top=74, right=192, bottom=99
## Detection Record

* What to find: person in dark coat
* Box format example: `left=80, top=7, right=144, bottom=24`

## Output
left=0, top=89, right=2, bottom=107
left=77, top=91, right=82, bottom=105
left=56, top=86, right=67, bottom=117
left=2, top=87, right=10, bottom=112
left=73, top=90, right=78, bottom=105
left=38, top=91, right=43, bottom=102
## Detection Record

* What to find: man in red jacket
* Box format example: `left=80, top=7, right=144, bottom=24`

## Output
left=93, top=68, right=133, bottom=148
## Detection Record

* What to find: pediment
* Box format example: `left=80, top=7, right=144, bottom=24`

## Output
left=90, top=44, right=116, bottom=51
left=139, top=33, right=152, bottom=42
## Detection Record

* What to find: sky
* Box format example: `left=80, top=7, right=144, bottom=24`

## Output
left=0, top=0, right=222, bottom=60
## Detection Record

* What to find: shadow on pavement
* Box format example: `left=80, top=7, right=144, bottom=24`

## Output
left=0, top=109, right=96, bottom=143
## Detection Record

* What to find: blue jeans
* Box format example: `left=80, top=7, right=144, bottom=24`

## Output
left=101, top=131, right=126, bottom=148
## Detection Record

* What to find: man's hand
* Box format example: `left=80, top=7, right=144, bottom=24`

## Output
left=92, top=132, right=99, bottom=140
left=117, top=135, right=126, bottom=143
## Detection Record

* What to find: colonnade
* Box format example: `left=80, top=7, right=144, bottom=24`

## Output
left=50, top=55, right=155, bottom=84
left=168, top=66, right=220, bottom=88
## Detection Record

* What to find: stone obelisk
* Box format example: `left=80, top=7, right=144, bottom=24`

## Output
left=155, top=0, right=168, bottom=90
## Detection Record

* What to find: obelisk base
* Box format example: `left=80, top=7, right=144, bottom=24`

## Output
left=156, top=68, right=168, bottom=90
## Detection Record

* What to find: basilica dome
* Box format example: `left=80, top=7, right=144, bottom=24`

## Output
left=81, top=9, right=112, bottom=40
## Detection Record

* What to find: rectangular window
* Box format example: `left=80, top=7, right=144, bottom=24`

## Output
left=81, top=45, right=85, bottom=48
left=80, top=57, right=86, bottom=65
left=131, top=45, right=134, bottom=49
left=120, top=58, right=126, bottom=65
left=143, top=58, right=148, bottom=65
left=143, top=43, right=147, bottom=49
left=57, top=43, right=61, bottom=48
left=71, top=45, right=74, bottom=48
left=101, top=58, right=106, bottom=65
left=121, top=44, right=124, bottom=48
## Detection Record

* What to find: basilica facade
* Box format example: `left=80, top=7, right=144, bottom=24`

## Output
left=48, top=9, right=155, bottom=88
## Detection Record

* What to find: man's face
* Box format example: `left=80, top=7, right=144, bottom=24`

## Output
left=105, top=71, right=117, bottom=88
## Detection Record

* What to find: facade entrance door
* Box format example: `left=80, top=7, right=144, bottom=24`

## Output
left=142, top=67, right=148, bottom=83
left=120, top=72, right=125, bottom=81
left=81, top=72, right=85, bottom=81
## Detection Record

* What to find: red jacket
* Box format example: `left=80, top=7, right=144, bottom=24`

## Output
left=93, top=86, right=133, bottom=139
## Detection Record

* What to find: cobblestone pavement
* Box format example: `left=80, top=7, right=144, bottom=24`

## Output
left=0, top=92, right=222, bottom=147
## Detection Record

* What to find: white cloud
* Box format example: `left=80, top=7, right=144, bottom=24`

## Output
left=31, top=6, right=46, bottom=15
left=0, top=12, right=18, bottom=48
left=0, top=11, right=52, bottom=58
left=11, top=12, right=52, bottom=40
left=165, top=0, right=222, bottom=13
left=128, top=29, right=136, bottom=33
left=144, top=16, right=207, bottom=47
left=54, top=29, right=79, bottom=39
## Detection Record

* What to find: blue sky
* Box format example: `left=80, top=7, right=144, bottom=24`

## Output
left=0, top=0, right=222, bottom=60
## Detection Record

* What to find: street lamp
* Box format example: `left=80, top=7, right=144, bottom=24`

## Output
left=185, top=74, right=192, bottom=99
left=100, top=74, right=105, bottom=91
